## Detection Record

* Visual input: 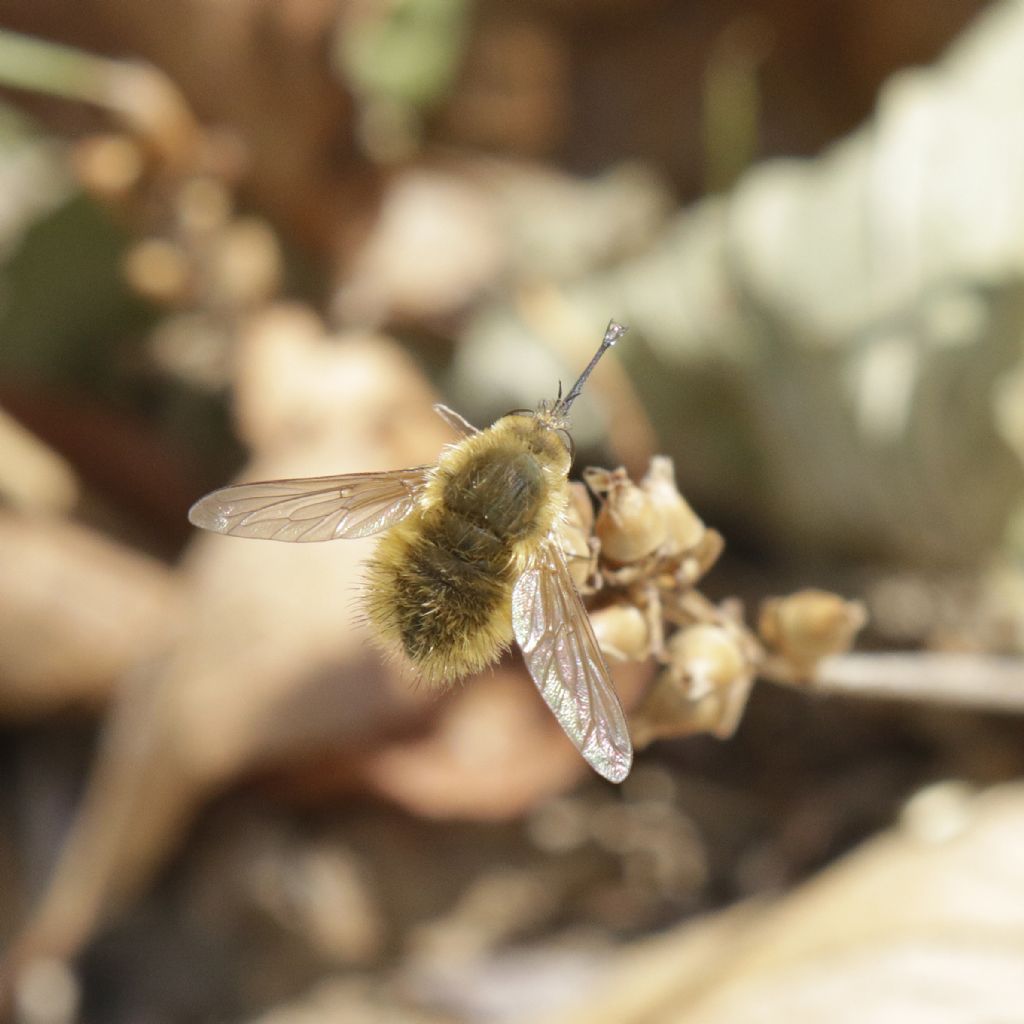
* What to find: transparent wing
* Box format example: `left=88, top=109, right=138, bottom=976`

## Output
left=433, top=403, right=480, bottom=437
left=188, top=466, right=430, bottom=542
left=512, top=539, right=633, bottom=782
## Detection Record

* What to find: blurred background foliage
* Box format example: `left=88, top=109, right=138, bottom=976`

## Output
left=1, top=1, right=1023, bottom=1022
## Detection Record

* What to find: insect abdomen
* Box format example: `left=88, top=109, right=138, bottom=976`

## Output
left=365, top=437, right=556, bottom=684
left=366, top=510, right=516, bottom=683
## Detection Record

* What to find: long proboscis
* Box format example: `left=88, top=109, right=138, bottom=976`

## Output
left=554, top=320, right=628, bottom=417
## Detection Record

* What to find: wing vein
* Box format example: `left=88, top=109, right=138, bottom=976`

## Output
left=511, top=538, right=632, bottom=782
left=189, top=467, right=430, bottom=542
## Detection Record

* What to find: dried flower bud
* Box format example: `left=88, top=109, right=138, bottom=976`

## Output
left=72, top=133, right=144, bottom=200
left=631, top=628, right=754, bottom=745
left=208, top=217, right=282, bottom=308
left=590, top=602, right=649, bottom=661
left=123, top=238, right=191, bottom=304
left=759, top=589, right=867, bottom=679
left=677, top=528, right=726, bottom=587
left=641, top=456, right=705, bottom=558
left=666, top=623, right=749, bottom=699
left=566, top=480, right=594, bottom=534
left=562, top=482, right=598, bottom=593
left=586, top=467, right=667, bottom=565
left=176, top=176, right=233, bottom=236
left=149, top=313, right=231, bottom=391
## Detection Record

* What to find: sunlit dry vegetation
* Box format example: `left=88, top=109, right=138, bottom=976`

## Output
left=1, top=1, right=1023, bottom=1021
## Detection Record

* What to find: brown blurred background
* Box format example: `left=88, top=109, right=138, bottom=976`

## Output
left=2, top=1, right=1024, bottom=1022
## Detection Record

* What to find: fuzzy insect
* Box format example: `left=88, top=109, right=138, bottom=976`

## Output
left=188, top=322, right=633, bottom=782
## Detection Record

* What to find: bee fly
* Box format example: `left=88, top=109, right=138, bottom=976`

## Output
left=189, top=321, right=633, bottom=782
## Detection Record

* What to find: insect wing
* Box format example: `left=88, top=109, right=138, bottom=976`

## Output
left=188, top=467, right=430, bottom=542
left=433, top=403, right=480, bottom=437
left=512, top=540, right=633, bottom=782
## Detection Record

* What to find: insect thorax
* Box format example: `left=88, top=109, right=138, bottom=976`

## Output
left=435, top=415, right=569, bottom=548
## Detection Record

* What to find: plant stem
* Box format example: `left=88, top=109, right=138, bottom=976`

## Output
left=792, top=652, right=1024, bottom=713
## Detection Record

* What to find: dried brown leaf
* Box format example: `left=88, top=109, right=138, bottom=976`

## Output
left=356, top=662, right=650, bottom=821
left=7, top=321, right=449, bottom=974
left=537, top=783, right=1024, bottom=1024
left=0, top=514, right=181, bottom=718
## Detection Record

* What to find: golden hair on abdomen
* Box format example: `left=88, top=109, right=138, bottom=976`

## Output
left=364, top=413, right=571, bottom=684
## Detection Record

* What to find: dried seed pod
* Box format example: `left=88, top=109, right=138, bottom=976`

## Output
left=629, top=669, right=712, bottom=746
left=176, top=176, right=233, bottom=237
left=630, top=622, right=754, bottom=742
left=631, top=660, right=753, bottom=747
left=590, top=602, right=650, bottom=661
left=561, top=481, right=599, bottom=593
left=207, top=217, right=283, bottom=309
left=641, top=456, right=705, bottom=558
left=72, top=133, right=145, bottom=200
left=677, top=527, right=726, bottom=587
left=759, top=589, right=867, bottom=679
left=585, top=466, right=667, bottom=565
left=149, top=313, right=232, bottom=391
left=566, top=479, right=594, bottom=535
left=666, top=623, right=750, bottom=699
left=123, top=237, right=192, bottom=304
